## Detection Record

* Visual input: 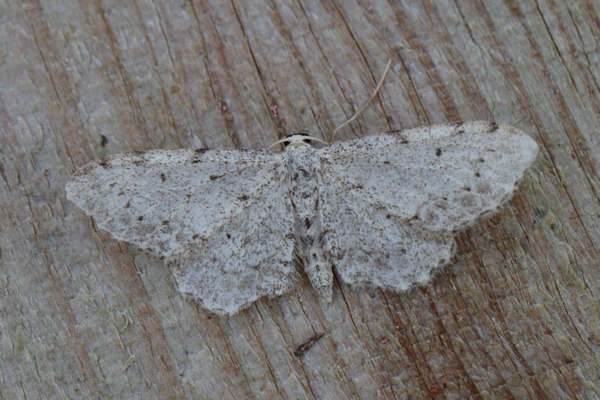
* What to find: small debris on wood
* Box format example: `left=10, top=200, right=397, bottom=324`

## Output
left=294, top=332, right=325, bottom=357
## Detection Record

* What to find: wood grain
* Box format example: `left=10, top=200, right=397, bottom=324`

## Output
left=1, top=0, right=599, bottom=398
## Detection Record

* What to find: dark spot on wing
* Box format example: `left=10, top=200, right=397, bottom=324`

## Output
left=100, top=135, right=108, bottom=147
left=408, top=215, right=419, bottom=225
left=160, top=173, right=166, bottom=182
left=436, top=148, right=442, bottom=156
left=304, top=218, right=311, bottom=229
left=137, top=216, right=144, bottom=221
left=238, top=194, right=249, bottom=201
left=301, top=191, right=312, bottom=199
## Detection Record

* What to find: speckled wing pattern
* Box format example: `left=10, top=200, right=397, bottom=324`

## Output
left=67, top=121, right=538, bottom=315
left=66, top=149, right=297, bottom=315
left=318, top=121, right=538, bottom=290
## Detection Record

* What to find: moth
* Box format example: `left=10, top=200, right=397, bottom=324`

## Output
left=66, top=121, right=538, bottom=315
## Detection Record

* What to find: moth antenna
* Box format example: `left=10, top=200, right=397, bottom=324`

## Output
left=329, top=59, right=392, bottom=143
left=305, top=136, right=328, bottom=145
left=267, top=138, right=290, bottom=149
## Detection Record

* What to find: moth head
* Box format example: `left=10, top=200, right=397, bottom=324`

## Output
left=270, top=133, right=328, bottom=150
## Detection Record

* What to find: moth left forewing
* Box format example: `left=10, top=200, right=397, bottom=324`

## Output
left=406, top=122, right=538, bottom=231
left=318, top=121, right=538, bottom=292
left=319, top=121, right=538, bottom=233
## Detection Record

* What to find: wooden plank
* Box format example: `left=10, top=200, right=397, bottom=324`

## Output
left=1, top=0, right=599, bottom=398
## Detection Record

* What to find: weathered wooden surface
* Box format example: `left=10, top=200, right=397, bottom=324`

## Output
left=1, top=0, right=599, bottom=398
